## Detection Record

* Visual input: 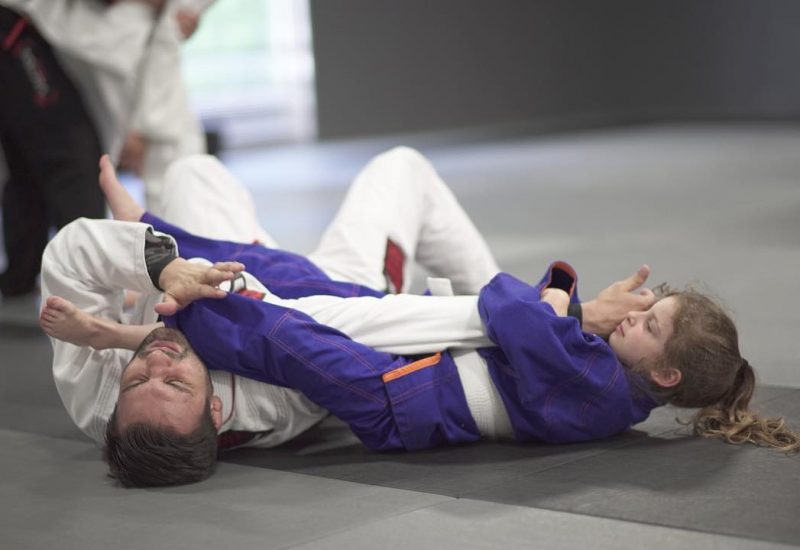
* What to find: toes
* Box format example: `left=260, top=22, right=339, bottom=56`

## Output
left=99, top=154, right=113, bottom=175
left=39, top=315, right=52, bottom=331
left=98, top=155, right=119, bottom=188
left=46, top=295, right=70, bottom=312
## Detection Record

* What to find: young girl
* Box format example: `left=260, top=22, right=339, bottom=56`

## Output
left=543, top=281, right=800, bottom=452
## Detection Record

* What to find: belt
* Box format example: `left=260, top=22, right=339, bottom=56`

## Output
left=452, top=349, right=513, bottom=439
left=0, top=7, right=27, bottom=51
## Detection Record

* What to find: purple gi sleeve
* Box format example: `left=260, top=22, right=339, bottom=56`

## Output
left=164, top=294, right=407, bottom=449
left=140, top=212, right=382, bottom=300
left=141, top=212, right=255, bottom=264
left=166, top=294, right=399, bottom=391
left=477, top=270, right=648, bottom=443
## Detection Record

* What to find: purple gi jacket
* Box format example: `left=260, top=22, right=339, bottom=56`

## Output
left=478, top=266, right=660, bottom=444
left=147, top=213, right=658, bottom=449
left=141, top=212, right=384, bottom=300
left=146, top=213, right=479, bottom=450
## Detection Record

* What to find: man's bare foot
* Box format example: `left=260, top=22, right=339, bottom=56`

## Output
left=39, top=296, right=112, bottom=349
left=99, top=154, right=145, bottom=222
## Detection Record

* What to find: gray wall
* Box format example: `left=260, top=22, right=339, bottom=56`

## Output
left=311, top=0, right=800, bottom=139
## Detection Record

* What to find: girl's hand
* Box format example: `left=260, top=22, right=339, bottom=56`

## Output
left=541, top=288, right=570, bottom=316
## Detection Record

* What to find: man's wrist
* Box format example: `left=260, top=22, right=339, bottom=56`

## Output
left=580, top=300, right=603, bottom=335
left=157, top=258, right=183, bottom=292
left=567, top=302, right=582, bottom=326
left=145, top=229, right=178, bottom=290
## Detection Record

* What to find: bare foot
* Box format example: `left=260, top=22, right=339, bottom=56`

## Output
left=98, top=154, right=145, bottom=222
left=39, top=296, right=111, bottom=349
left=123, top=290, right=141, bottom=311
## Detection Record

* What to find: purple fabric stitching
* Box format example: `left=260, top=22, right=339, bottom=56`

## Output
left=309, top=329, right=381, bottom=375
left=542, top=351, right=595, bottom=427
left=267, top=310, right=387, bottom=405
left=578, top=362, right=622, bottom=423
left=389, top=370, right=458, bottom=403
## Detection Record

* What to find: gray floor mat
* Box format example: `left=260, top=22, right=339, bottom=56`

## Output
left=222, top=388, right=800, bottom=544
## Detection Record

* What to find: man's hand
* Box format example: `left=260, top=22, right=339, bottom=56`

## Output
left=581, top=265, right=655, bottom=338
left=176, top=9, right=200, bottom=39
left=118, top=132, right=147, bottom=177
left=155, top=259, right=245, bottom=316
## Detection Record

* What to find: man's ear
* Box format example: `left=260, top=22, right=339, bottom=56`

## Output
left=209, top=395, right=223, bottom=431
left=649, top=367, right=682, bottom=388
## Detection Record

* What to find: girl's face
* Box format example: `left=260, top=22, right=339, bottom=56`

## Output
left=609, top=296, right=678, bottom=367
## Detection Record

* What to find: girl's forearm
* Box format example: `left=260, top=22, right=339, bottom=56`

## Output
left=540, top=288, right=570, bottom=317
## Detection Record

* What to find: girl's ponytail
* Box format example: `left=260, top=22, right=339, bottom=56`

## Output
left=690, top=360, right=800, bottom=452
left=653, top=289, right=800, bottom=453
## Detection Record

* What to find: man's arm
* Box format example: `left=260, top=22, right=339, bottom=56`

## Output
left=40, top=218, right=239, bottom=442
left=40, top=218, right=165, bottom=442
left=157, top=256, right=653, bottom=353
left=41, top=218, right=242, bottom=321
left=154, top=260, right=655, bottom=353
left=41, top=219, right=165, bottom=322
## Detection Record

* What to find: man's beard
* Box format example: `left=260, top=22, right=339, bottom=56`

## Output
left=133, top=327, right=195, bottom=361
left=123, top=327, right=213, bottom=398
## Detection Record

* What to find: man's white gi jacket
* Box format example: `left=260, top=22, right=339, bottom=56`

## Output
left=41, top=218, right=492, bottom=447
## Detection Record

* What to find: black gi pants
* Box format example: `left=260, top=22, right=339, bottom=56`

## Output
left=0, top=7, right=104, bottom=296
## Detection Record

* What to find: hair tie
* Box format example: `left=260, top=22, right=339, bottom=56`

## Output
left=737, top=359, right=750, bottom=378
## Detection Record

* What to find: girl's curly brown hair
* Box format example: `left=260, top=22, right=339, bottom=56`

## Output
left=646, top=286, right=799, bottom=453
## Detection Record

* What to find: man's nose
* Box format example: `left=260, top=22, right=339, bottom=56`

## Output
left=145, top=350, right=175, bottom=370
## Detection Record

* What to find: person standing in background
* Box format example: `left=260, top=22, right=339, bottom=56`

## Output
left=0, top=0, right=213, bottom=297
left=0, top=1, right=107, bottom=297
left=118, top=0, right=214, bottom=215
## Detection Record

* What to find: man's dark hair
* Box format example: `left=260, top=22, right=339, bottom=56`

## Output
left=104, top=401, right=219, bottom=487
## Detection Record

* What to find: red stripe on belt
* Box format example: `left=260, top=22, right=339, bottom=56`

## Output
left=2, top=17, right=26, bottom=51
left=237, top=289, right=266, bottom=300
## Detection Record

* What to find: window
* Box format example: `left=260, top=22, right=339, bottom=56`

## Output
left=182, top=0, right=316, bottom=148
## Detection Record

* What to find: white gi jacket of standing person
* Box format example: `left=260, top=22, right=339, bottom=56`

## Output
left=40, top=218, right=492, bottom=447
left=126, top=0, right=212, bottom=214
left=0, top=0, right=207, bottom=170
left=1, top=0, right=152, bottom=160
